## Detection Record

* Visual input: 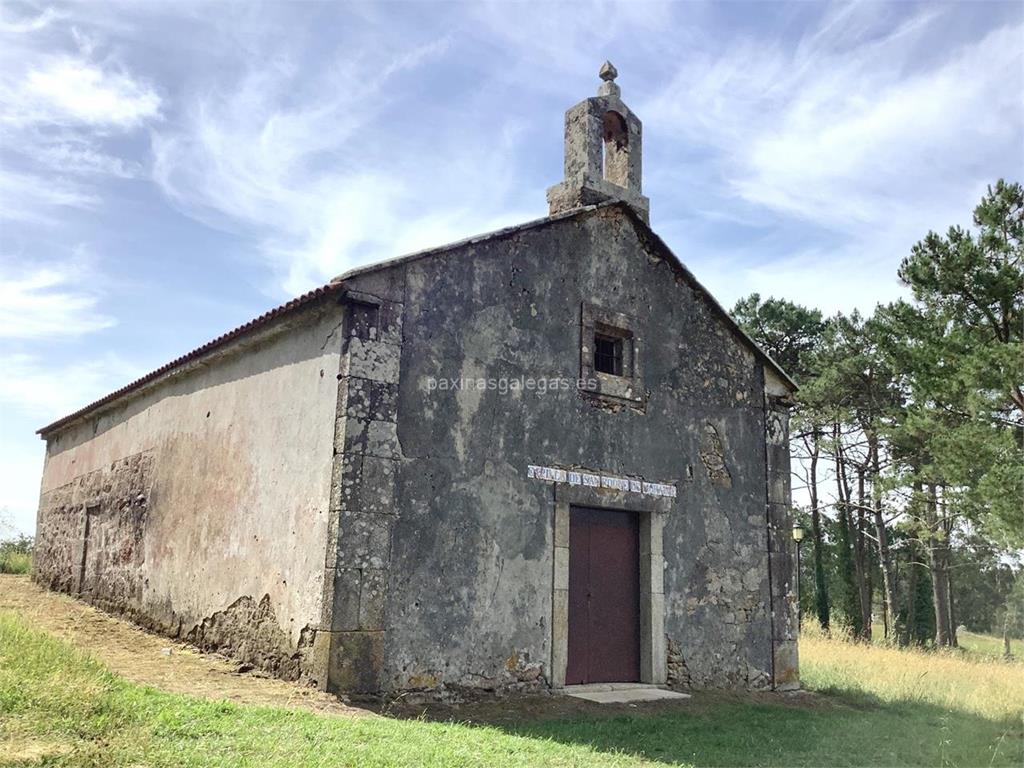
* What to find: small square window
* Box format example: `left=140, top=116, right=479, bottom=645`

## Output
left=594, top=333, right=623, bottom=376
left=580, top=302, right=645, bottom=408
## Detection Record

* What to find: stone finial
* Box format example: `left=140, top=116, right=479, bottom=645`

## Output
left=598, top=60, right=620, bottom=97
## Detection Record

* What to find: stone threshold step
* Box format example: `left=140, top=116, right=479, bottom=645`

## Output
left=562, top=683, right=692, bottom=704
left=563, top=682, right=661, bottom=692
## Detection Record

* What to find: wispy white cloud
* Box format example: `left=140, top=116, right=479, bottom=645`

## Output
left=0, top=351, right=137, bottom=418
left=644, top=9, right=1022, bottom=232
left=34, top=138, right=142, bottom=178
left=640, top=5, right=1022, bottom=314
left=0, top=5, right=63, bottom=35
left=467, top=0, right=677, bottom=92
left=0, top=257, right=114, bottom=339
left=152, top=33, right=535, bottom=295
left=2, top=54, right=160, bottom=128
left=737, top=28, right=1018, bottom=230
left=0, top=168, right=99, bottom=222
left=0, top=12, right=160, bottom=227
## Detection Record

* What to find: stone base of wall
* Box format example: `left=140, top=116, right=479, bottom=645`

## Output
left=34, top=451, right=321, bottom=687
left=34, top=452, right=153, bottom=603
left=394, top=678, right=550, bottom=705
left=665, top=634, right=772, bottom=691
left=772, top=640, right=800, bottom=691
left=187, top=595, right=317, bottom=681
left=34, top=574, right=323, bottom=686
left=360, top=660, right=549, bottom=705
left=34, top=578, right=324, bottom=686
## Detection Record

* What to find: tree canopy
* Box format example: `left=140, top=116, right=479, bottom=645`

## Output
left=732, top=179, right=1023, bottom=645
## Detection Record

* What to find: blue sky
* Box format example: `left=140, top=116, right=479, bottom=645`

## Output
left=1, top=1, right=1021, bottom=536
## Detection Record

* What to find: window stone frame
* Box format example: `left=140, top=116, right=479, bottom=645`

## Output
left=580, top=302, right=645, bottom=406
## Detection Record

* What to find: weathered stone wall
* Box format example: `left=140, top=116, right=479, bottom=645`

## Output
left=34, top=299, right=344, bottom=685
left=35, top=452, right=152, bottom=607
left=338, top=205, right=788, bottom=695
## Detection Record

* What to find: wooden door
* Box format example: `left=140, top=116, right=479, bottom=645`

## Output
left=566, top=506, right=641, bottom=684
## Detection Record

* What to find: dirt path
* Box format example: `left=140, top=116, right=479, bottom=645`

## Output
left=0, top=575, right=368, bottom=718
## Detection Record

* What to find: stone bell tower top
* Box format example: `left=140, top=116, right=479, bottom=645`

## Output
left=546, top=61, right=650, bottom=222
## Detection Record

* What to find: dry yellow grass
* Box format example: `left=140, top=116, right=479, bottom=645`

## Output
left=801, top=629, right=1024, bottom=722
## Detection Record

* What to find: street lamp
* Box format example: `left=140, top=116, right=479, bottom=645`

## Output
left=792, top=523, right=805, bottom=631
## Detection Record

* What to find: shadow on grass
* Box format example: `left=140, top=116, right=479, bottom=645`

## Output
left=384, top=689, right=1023, bottom=767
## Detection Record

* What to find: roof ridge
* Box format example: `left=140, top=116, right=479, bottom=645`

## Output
left=330, top=203, right=615, bottom=284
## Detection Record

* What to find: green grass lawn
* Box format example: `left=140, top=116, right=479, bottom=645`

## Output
left=0, top=551, right=30, bottom=575
left=1, top=610, right=1021, bottom=767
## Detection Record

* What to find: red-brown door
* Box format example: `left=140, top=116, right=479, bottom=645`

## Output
left=566, top=506, right=641, bottom=685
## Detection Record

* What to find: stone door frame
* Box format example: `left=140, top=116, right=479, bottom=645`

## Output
left=550, top=483, right=673, bottom=688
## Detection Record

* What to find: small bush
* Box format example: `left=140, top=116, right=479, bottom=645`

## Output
left=0, top=535, right=33, bottom=574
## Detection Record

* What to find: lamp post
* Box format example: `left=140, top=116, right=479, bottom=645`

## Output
left=792, top=522, right=805, bottom=631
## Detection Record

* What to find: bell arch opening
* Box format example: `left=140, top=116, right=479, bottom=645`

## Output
left=602, top=110, right=630, bottom=188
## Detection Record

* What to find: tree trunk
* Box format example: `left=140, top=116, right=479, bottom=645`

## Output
left=808, top=431, right=830, bottom=632
left=941, top=487, right=959, bottom=648
left=948, top=566, right=958, bottom=648
left=881, top=587, right=888, bottom=639
left=1004, top=613, right=1013, bottom=659
left=833, top=423, right=861, bottom=637
left=854, top=466, right=872, bottom=639
left=925, top=484, right=953, bottom=646
left=868, top=434, right=898, bottom=642
left=905, top=548, right=918, bottom=646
